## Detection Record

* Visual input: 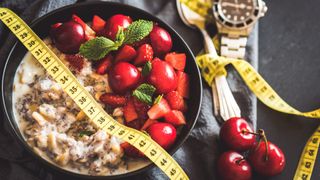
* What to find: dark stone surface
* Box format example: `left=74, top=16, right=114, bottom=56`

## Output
left=258, top=0, right=320, bottom=179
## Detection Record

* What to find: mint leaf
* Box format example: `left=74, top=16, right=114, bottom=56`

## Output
left=115, top=27, right=125, bottom=46
left=142, top=61, right=152, bottom=76
left=154, top=94, right=163, bottom=105
left=79, top=37, right=118, bottom=60
left=123, top=20, right=153, bottom=44
left=132, top=83, right=156, bottom=105
left=79, top=130, right=94, bottom=137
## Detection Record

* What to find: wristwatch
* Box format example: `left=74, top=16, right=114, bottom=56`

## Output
left=213, top=0, right=267, bottom=59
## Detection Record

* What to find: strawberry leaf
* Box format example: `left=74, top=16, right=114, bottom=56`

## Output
left=154, top=94, right=163, bottom=105
left=142, top=61, right=152, bottom=76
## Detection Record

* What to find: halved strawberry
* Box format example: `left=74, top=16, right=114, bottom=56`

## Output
left=96, top=54, right=113, bottom=75
left=72, top=14, right=96, bottom=40
left=126, top=119, right=142, bottom=130
left=123, top=99, right=139, bottom=122
left=176, top=71, right=190, bottom=98
left=141, top=119, right=158, bottom=130
left=133, top=44, right=154, bottom=66
left=92, top=15, right=106, bottom=35
left=121, top=142, right=144, bottom=158
left=165, top=91, right=187, bottom=112
left=147, top=98, right=171, bottom=119
left=164, top=110, right=186, bottom=126
left=65, top=54, right=84, bottom=71
left=165, top=52, right=186, bottom=71
left=99, top=93, right=127, bottom=107
left=133, top=97, right=150, bottom=120
left=114, top=45, right=137, bottom=63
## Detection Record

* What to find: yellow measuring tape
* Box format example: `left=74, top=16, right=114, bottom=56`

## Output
left=0, top=8, right=188, bottom=180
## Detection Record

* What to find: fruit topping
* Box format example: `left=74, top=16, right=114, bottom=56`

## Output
left=114, top=45, right=137, bottom=63
left=109, top=62, right=141, bottom=93
left=141, top=119, right=158, bottom=130
left=92, top=15, right=106, bottom=35
left=133, top=44, right=154, bottom=66
left=99, top=93, right=127, bottom=107
left=165, top=91, right=187, bottom=112
left=164, top=110, right=186, bottom=126
left=65, top=54, right=85, bottom=71
left=123, top=99, right=139, bottom=122
left=147, top=98, right=171, bottom=119
left=150, top=26, right=172, bottom=55
left=176, top=71, right=190, bottom=98
left=121, top=142, right=144, bottom=158
left=104, top=14, right=132, bottom=40
left=96, top=54, right=113, bottom=75
left=165, top=52, right=186, bottom=71
left=50, top=21, right=85, bottom=54
left=72, top=14, right=96, bottom=40
left=147, top=122, right=176, bottom=150
left=147, top=59, right=177, bottom=94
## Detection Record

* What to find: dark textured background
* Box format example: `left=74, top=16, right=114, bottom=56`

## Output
left=258, top=0, right=320, bottom=179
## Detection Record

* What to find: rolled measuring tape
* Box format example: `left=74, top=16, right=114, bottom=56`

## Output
left=0, top=8, right=188, bottom=180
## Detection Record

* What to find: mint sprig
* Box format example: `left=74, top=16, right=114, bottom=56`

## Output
left=132, top=83, right=156, bottom=105
left=79, top=20, right=153, bottom=61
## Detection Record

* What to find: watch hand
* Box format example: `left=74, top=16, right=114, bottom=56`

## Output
left=221, top=2, right=246, bottom=9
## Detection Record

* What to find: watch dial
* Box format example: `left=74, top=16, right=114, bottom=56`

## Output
left=219, top=0, right=255, bottom=23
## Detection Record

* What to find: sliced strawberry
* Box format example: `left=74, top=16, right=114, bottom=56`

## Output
left=65, top=54, right=84, bottom=71
left=121, top=142, right=144, bottom=158
left=123, top=99, right=139, bottom=122
left=72, top=14, right=96, bottom=40
left=147, top=98, right=171, bottom=119
left=96, top=54, right=113, bottom=75
left=92, top=15, right=106, bottom=35
left=132, top=37, right=150, bottom=47
left=133, top=44, right=154, bottom=66
left=164, top=110, right=186, bottom=126
left=176, top=71, right=190, bottom=98
left=141, top=119, right=158, bottom=130
left=133, top=97, right=150, bottom=120
left=165, top=52, right=186, bottom=71
left=125, top=119, right=142, bottom=130
left=99, top=93, right=127, bottom=107
left=114, top=45, right=137, bottom=63
left=165, top=91, right=187, bottom=112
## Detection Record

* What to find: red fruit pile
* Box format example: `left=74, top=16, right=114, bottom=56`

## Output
left=49, top=14, right=189, bottom=158
left=217, top=117, right=286, bottom=179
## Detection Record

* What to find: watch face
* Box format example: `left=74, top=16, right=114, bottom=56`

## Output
left=218, top=0, right=256, bottom=24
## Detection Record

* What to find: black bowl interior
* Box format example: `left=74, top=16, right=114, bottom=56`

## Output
left=1, top=1, right=202, bottom=179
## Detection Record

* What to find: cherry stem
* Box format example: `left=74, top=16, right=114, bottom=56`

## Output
left=258, top=129, right=269, bottom=161
left=235, top=158, right=246, bottom=165
left=241, top=129, right=260, bottom=136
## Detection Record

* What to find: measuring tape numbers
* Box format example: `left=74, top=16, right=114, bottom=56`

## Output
left=0, top=8, right=188, bottom=180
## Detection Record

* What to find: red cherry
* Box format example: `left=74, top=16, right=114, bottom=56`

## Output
left=147, top=122, right=176, bottom=150
left=217, top=151, right=252, bottom=180
left=147, top=59, right=177, bottom=94
left=220, top=117, right=255, bottom=152
left=248, top=141, right=286, bottom=176
left=104, top=14, right=132, bottom=40
left=149, top=26, right=172, bottom=55
left=108, top=62, right=141, bottom=93
left=50, top=21, right=85, bottom=54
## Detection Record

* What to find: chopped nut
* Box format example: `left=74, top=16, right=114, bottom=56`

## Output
left=32, top=111, right=47, bottom=126
left=112, top=107, right=123, bottom=117
left=76, top=111, right=86, bottom=121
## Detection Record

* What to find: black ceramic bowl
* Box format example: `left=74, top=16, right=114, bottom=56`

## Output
left=1, top=1, right=202, bottom=179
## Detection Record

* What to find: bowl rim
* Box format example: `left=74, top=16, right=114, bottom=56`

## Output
left=1, top=1, right=203, bottom=179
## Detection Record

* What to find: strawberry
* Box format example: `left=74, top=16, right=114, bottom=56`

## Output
left=176, top=71, right=190, bottom=98
left=165, top=52, right=186, bottom=71
left=123, top=99, right=139, bottom=122
left=132, top=37, right=150, bottom=47
left=164, top=110, right=186, bottom=126
left=114, top=45, right=137, bottom=63
left=125, top=119, right=142, bottom=130
left=121, top=142, right=144, bottom=158
left=141, top=119, right=158, bottom=130
left=65, top=54, right=84, bottom=71
left=92, top=15, right=106, bottom=35
left=96, top=54, right=113, bottom=75
left=99, top=93, right=127, bottom=107
left=72, top=14, right=95, bottom=40
left=147, top=98, right=171, bottom=119
left=133, top=44, right=154, bottom=66
left=165, top=91, right=187, bottom=112
left=133, top=97, right=150, bottom=120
